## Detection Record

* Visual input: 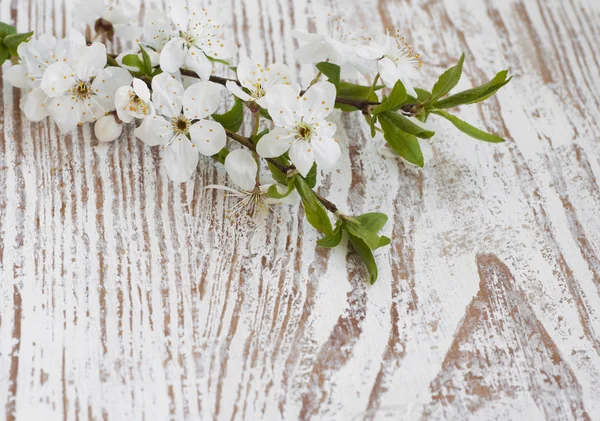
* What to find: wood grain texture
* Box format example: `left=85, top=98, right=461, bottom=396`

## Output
left=1, top=0, right=600, bottom=420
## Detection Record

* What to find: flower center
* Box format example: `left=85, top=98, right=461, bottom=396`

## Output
left=172, top=115, right=191, bottom=134
left=251, top=83, right=266, bottom=98
left=295, top=122, right=313, bottom=141
left=128, top=92, right=150, bottom=115
left=74, top=81, right=92, bottom=100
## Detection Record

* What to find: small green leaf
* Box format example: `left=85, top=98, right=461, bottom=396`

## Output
left=122, top=54, right=144, bottom=71
left=211, top=147, right=230, bottom=164
left=348, top=233, right=379, bottom=284
left=379, top=113, right=424, bottom=167
left=317, top=221, right=343, bottom=248
left=372, top=80, right=407, bottom=115
left=433, top=70, right=511, bottom=109
left=304, top=163, right=318, bottom=188
left=316, top=62, right=341, bottom=86
left=368, top=114, right=378, bottom=138
left=212, top=98, right=244, bottom=132
left=267, top=179, right=295, bottom=199
left=379, top=111, right=434, bottom=139
left=0, top=45, right=9, bottom=66
left=432, top=110, right=505, bottom=143
left=429, top=53, right=465, bottom=102
left=0, top=22, right=16, bottom=39
left=139, top=45, right=153, bottom=75
left=335, top=82, right=381, bottom=111
left=267, top=162, right=288, bottom=185
left=294, top=176, right=333, bottom=235
left=415, top=88, right=432, bottom=103
left=207, top=56, right=231, bottom=66
left=3, top=31, right=33, bottom=57
left=343, top=213, right=389, bottom=251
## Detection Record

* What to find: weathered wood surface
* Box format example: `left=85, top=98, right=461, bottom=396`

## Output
left=1, top=0, right=600, bottom=419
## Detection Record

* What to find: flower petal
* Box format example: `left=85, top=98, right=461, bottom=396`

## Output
left=21, top=88, right=50, bottom=121
left=294, top=41, right=331, bottom=64
left=291, top=29, right=325, bottom=43
left=70, top=42, right=107, bottom=81
left=92, top=66, right=133, bottom=113
left=47, top=96, right=82, bottom=133
left=201, top=38, right=238, bottom=61
left=226, top=80, right=252, bottom=102
left=312, top=136, right=341, bottom=172
left=133, top=78, right=151, bottom=103
left=188, top=119, right=226, bottom=156
left=264, top=84, right=300, bottom=127
left=263, top=62, right=294, bottom=91
left=256, top=127, right=294, bottom=158
left=378, top=57, right=399, bottom=88
left=151, top=72, right=184, bottom=118
left=40, top=62, right=76, bottom=97
left=224, top=149, right=257, bottom=192
left=4, top=64, right=27, bottom=88
left=115, top=86, right=134, bottom=123
left=288, top=140, right=315, bottom=177
left=160, top=37, right=188, bottom=74
left=169, top=0, right=189, bottom=31
left=300, top=81, right=336, bottom=123
left=134, top=115, right=175, bottom=146
left=184, top=47, right=212, bottom=81
left=182, top=80, right=221, bottom=120
left=163, top=135, right=199, bottom=183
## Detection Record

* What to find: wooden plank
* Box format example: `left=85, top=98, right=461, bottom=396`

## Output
left=0, top=0, right=599, bottom=419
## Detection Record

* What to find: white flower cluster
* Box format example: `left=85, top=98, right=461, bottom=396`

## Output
left=3, top=2, right=424, bottom=216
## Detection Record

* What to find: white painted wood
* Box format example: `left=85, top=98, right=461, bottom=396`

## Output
left=1, top=0, right=599, bottom=420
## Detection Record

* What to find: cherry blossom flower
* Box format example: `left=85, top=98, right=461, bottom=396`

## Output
left=40, top=42, right=132, bottom=133
left=3, top=32, right=85, bottom=121
left=134, top=73, right=226, bottom=182
left=292, top=16, right=371, bottom=75
left=225, top=56, right=295, bottom=108
left=159, top=3, right=238, bottom=80
left=74, top=0, right=141, bottom=41
left=256, top=81, right=340, bottom=177
left=357, top=31, right=422, bottom=97
left=114, top=78, right=154, bottom=123
left=206, top=149, right=300, bottom=218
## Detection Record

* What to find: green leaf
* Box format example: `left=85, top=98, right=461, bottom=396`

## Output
left=259, top=108, right=272, bottom=121
left=372, top=80, right=407, bottom=115
left=267, top=179, right=295, bottom=199
left=348, top=233, right=379, bottom=284
left=432, top=110, right=505, bottom=143
left=0, top=45, right=9, bottom=66
left=122, top=54, right=144, bottom=71
left=267, top=162, right=288, bottom=185
left=0, top=22, right=16, bottom=39
left=305, top=163, right=317, bottom=188
left=294, top=176, right=333, bottom=235
left=212, top=98, right=244, bottom=132
left=429, top=53, right=465, bottom=102
left=414, top=88, right=432, bottom=103
left=139, top=45, right=153, bottom=75
left=368, top=114, right=378, bottom=138
left=335, top=82, right=381, bottom=111
left=3, top=31, right=33, bottom=57
left=433, top=70, right=511, bottom=109
left=343, top=213, right=390, bottom=251
left=379, top=113, right=424, bottom=167
left=211, top=147, right=229, bottom=164
left=316, top=62, right=341, bottom=86
left=207, top=56, right=231, bottom=66
left=317, top=221, right=343, bottom=248
left=379, top=111, right=434, bottom=139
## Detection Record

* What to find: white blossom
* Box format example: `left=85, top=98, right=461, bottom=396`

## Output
left=256, top=81, right=340, bottom=177
left=134, top=73, right=226, bottom=182
left=159, top=3, right=238, bottom=80
left=292, top=17, right=371, bottom=75
left=357, top=31, right=422, bottom=97
left=74, top=0, right=141, bottom=41
left=3, top=32, right=85, bottom=121
left=94, top=114, right=123, bottom=142
left=206, top=149, right=300, bottom=218
left=40, top=42, right=132, bottom=133
left=115, top=78, right=154, bottom=123
left=226, top=56, right=295, bottom=108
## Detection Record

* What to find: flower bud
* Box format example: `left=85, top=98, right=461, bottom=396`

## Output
left=94, top=114, right=123, bottom=143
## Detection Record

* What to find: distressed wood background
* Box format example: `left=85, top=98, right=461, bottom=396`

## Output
left=1, top=0, right=600, bottom=419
